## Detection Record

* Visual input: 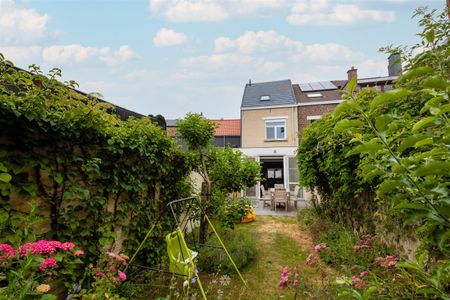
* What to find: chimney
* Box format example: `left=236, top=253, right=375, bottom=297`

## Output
left=347, top=66, right=357, bottom=82
left=249, top=79, right=252, bottom=86
left=388, top=53, right=402, bottom=76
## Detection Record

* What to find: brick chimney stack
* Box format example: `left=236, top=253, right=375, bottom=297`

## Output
left=347, top=66, right=358, bottom=82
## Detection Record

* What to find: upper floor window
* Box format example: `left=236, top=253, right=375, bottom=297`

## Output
left=265, top=119, right=286, bottom=140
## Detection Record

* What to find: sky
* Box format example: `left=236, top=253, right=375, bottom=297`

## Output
left=0, top=0, right=445, bottom=120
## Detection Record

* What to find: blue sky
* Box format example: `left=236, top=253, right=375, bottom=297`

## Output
left=0, top=0, right=445, bottom=119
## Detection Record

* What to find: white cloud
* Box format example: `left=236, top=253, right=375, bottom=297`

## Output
left=182, top=53, right=283, bottom=74
left=214, top=31, right=302, bottom=54
left=296, top=43, right=364, bottom=62
left=42, top=44, right=138, bottom=66
left=42, top=44, right=109, bottom=64
left=148, top=0, right=291, bottom=22
left=100, top=45, right=139, bottom=66
left=153, top=28, right=187, bottom=47
left=149, top=0, right=228, bottom=22
left=0, top=46, right=41, bottom=63
left=213, top=31, right=361, bottom=63
left=0, top=0, right=49, bottom=44
left=287, top=0, right=396, bottom=25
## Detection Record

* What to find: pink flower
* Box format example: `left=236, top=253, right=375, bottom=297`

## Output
left=0, top=244, right=16, bottom=259
left=305, top=252, right=318, bottom=266
left=314, top=243, right=327, bottom=253
left=60, top=242, right=75, bottom=251
left=39, top=257, right=57, bottom=271
left=360, top=271, right=369, bottom=277
left=97, top=271, right=105, bottom=277
left=118, top=270, right=127, bottom=282
left=351, top=275, right=366, bottom=289
left=293, top=279, right=299, bottom=286
left=388, top=260, right=397, bottom=267
left=107, top=252, right=127, bottom=265
left=73, top=249, right=84, bottom=257
left=108, top=265, right=116, bottom=272
left=278, top=267, right=290, bottom=289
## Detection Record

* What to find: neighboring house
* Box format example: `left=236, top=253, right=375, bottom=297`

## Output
left=166, top=118, right=241, bottom=148
left=239, top=79, right=299, bottom=197
left=213, top=119, right=241, bottom=148
left=296, top=53, right=401, bottom=139
left=239, top=54, right=401, bottom=199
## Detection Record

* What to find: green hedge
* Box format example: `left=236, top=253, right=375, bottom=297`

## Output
left=0, top=56, right=191, bottom=271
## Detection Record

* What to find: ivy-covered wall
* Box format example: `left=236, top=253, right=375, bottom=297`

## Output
left=0, top=57, right=191, bottom=266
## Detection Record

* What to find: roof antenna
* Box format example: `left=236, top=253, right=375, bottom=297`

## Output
left=249, top=79, right=251, bottom=86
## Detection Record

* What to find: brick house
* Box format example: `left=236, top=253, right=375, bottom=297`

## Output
left=239, top=55, right=401, bottom=200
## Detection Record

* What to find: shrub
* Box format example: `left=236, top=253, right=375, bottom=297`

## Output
left=197, top=230, right=256, bottom=274
left=218, top=198, right=253, bottom=230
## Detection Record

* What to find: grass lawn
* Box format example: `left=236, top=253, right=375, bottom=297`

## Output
left=210, top=215, right=338, bottom=299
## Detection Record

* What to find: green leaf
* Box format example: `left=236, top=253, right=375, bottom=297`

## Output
left=363, top=286, right=378, bottom=299
left=378, top=179, right=405, bottom=196
left=335, top=101, right=357, bottom=115
left=395, top=202, right=428, bottom=211
left=347, top=76, right=357, bottom=94
left=346, top=138, right=383, bottom=157
left=54, top=252, right=63, bottom=262
left=0, top=173, right=12, bottom=183
left=437, top=230, right=450, bottom=250
left=412, top=116, right=437, bottom=132
left=398, top=134, right=428, bottom=153
left=397, top=66, right=433, bottom=84
left=0, top=208, right=9, bottom=224
left=422, top=75, right=447, bottom=90
left=54, top=173, right=63, bottom=185
left=426, top=29, right=435, bottom=43
left=369, top=89, right=410, bottom=112
left=0, top=163, right=7, bottom=172
left=415, top=160, right=450, bottom=177
left=375, top=114, right=393, bottom=132
left=40, top=295, right=57, bottom=300
left=414, top=137, right=433, bottom=148
left=335, top=119, right=365, bottom=132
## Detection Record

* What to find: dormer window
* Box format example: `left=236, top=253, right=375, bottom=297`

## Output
left=260, top=95, right=270, bottom=101
left=306, top=93, right=323, bottom=98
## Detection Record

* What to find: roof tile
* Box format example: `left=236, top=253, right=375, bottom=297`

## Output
left=213, top=119, right=240, bottom=136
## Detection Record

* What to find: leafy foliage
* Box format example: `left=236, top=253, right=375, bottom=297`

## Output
left=297, top=8, right=450, bottom=258
left=197, top=230, right=256, bottom=274
left=0, top=55, right=191, bottom=285
left=177, top=113, right=261, bottom=242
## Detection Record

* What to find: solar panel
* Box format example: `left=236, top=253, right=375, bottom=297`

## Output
left=299, top=83, right=313, bottom=91
left=309, top=82, right=323, bottom=90
left=320, top=81, right=337, bottom=90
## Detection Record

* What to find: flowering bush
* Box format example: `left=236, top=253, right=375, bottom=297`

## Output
left=278, top=266, right=305, bottom=299
left=0, top=240, right=84, bottom=299
left=68, top=251, right=129, bottom=299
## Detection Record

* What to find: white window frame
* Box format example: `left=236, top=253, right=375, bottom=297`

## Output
left=265, top=118, right=286, bottom=141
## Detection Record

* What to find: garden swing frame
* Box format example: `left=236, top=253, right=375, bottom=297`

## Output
left=125, top=196, right=247, bottom=300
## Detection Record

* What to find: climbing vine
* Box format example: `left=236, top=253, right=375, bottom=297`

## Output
left=0, top=55, right=191, bottom=279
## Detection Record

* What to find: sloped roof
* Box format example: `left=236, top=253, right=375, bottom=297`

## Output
left=241, top=79, right=296, bottom=108
left=213, top=119, right=240, bottom=136
left=293, top=84, right=343, bottom=104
